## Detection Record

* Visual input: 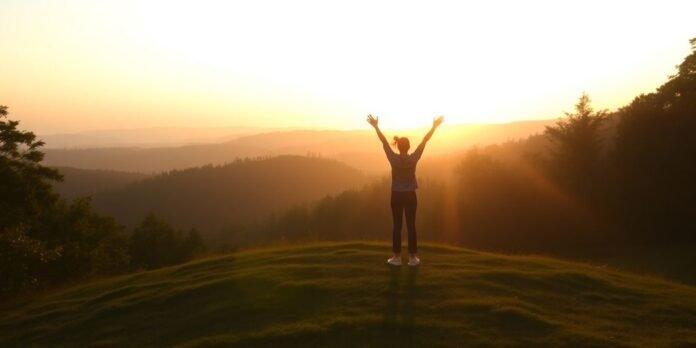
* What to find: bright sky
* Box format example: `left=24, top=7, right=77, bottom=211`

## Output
left=1, top=0, right=694, bottom=134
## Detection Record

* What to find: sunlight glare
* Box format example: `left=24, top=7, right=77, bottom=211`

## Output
left=0, top=0, right=694, bottom=132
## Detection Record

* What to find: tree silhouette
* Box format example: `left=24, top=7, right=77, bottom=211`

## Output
left=129, top=213, right=203, bottom=270
left=613, top=38, right=696, bottom=241
left=1, top=106, right=202, bottom=294
left=0, top=105, right=63, bottom=230
left=545, top=93, right=608, bottom=196
left=0, top=106, right=65, bottom=291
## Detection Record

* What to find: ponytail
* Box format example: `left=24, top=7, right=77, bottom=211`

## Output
left=392, top=136, right=411, bottom=151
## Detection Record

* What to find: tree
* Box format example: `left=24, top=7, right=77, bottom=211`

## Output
left=0, top=106, right=131, bottom=293
left=129, top=213, right=204, bottom=270
left=29, top=198, right=130, bottom=282
left=0, top=105, right=63, bottom=230
left=613, top=38, right=696, bottom=241
left=0, top=106, right=65, bottom=292
left=544, top=93, right=608, bottom=196
left=616, top=38, right=696, bottom=169
left=0, top=226, right=62, bottom=292
left=1, top=105, right=205, bottom=295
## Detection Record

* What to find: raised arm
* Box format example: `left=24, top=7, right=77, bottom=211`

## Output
left=416, top=115, right=444, bottom=153
left=367, top=114, right=389, bottom=147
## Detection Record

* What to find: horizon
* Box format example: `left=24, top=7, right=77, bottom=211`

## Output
left=1, top=0, right=695, bottom=134
left=37, top=118, right=557, bottom=150
left=37, top=117, right=551, bottom=135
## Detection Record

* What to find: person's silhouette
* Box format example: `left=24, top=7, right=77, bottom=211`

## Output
left=367, top=114, right=444, bottom=266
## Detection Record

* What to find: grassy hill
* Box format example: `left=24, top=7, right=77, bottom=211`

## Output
left=1, top=242, right=694, bottom=347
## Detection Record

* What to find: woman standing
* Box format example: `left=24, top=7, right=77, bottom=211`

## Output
left=367, top=114, right=444, bottom=266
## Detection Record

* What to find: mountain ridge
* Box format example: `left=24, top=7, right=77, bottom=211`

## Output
left=42, top=120, right=557, bottom=174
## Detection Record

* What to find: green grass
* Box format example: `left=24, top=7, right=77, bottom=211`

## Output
left=1, top=242, right=695, bottom=347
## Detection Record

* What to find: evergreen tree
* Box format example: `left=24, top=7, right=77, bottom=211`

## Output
left=544, top=94, right=608, bottom=197
left=0, top=105, right=62, bottom=230
left=613, top=38, right=696, bottom=240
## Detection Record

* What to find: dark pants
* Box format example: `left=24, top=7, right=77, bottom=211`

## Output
left=391, top=190, right=417, bottom=254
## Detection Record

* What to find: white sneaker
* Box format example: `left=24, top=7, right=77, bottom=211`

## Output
left=408, top=256, right=420, bottom=266
left=387, top=256, right=402, bottom=266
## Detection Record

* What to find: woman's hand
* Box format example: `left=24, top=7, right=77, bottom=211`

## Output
left=367, top=114, right=379, bottom=128
left=433, top=115, right=444, bottom=128
left=368, top=114, right=388, bottom=145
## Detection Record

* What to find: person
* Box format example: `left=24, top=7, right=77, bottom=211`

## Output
left=367, top=114, right=444, bottom=266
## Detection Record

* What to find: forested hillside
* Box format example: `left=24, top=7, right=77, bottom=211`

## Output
left=51, top=167, right=150, bottom=200
left=90, top=156, right=370, bottom=240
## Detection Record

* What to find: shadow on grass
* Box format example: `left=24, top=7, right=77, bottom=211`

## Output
left=383, top=266, right=400, bottom=327
left=383, top=265, right=419, bottom=343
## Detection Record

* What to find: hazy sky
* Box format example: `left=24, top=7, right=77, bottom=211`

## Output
left=1, top=0, right=694, bottom=134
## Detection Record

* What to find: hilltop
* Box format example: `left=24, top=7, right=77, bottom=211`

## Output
left=1, top=242, right=694, bottom=347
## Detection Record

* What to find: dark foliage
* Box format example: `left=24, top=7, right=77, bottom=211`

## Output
left=1, top=105, right=66, bottom=292
left=28, top=198, right=130, bottom=282
left=0, top=107, right=204, bottom=295
left=0, top=227, right=62, bottom=291
left=0, top=105, right=62, bottom=230
left=612, top=38, right=696, bottom=242
left=129, top=213, right=203, bottom=270
left=545, top=93, right=609, bottom=200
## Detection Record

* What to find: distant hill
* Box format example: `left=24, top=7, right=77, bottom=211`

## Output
left=87, top=156, right=369, bottom=240
left=1, top=242, right=694, bottom=347
left=39, top=126, right=275, bottom=148
left=51, top=167, right=151, bottom=200
left=42, top=120, right=557, bottom=174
